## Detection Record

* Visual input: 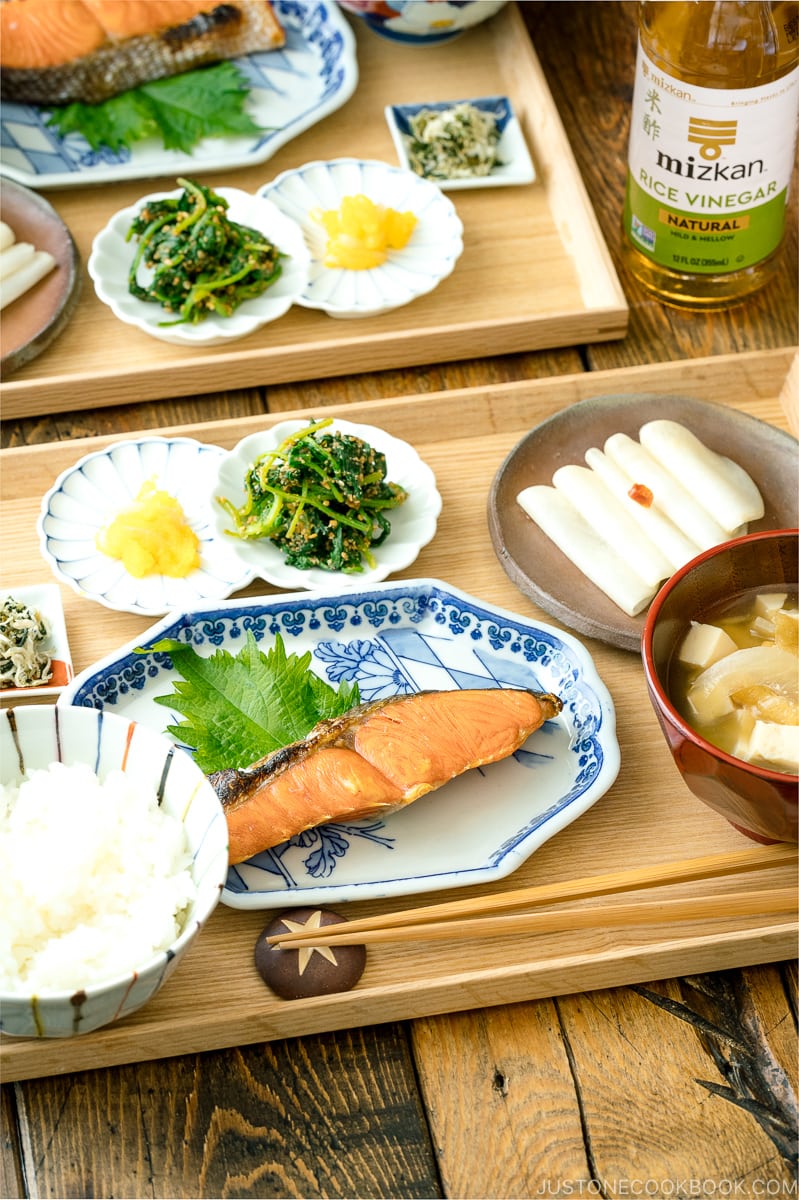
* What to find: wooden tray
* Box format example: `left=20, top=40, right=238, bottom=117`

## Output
left=1, top=348, right=795, bottom=1082
left=0, top=3, right=627, bottom=420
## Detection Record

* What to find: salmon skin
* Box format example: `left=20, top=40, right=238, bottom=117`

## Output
left=1, top=0, right=285, bottom=105
left=211, top=687, right=563, bottom=865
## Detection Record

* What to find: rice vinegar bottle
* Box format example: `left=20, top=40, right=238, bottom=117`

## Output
left=622, top=1, right=799, bottom=307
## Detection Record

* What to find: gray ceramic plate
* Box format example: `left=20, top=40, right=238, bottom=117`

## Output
left=487, top=393, right=798, bottom=652
left=0, top=179, right=81, bottom=376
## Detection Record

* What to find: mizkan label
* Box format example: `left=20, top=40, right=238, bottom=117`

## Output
left=623, top=41, right=799, bottom=273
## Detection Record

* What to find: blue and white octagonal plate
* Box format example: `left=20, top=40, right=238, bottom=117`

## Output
left=58, top=578, right=620, bottom=909
left=0, top=1, right=357, bottom=190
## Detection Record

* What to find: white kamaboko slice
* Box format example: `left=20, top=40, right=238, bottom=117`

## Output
left=0, top=241, right=36, bottom=280
left=603, top=433, right=730, bottom=551
left=0, top=221, right=15, bottom=252
left=516, top=485, right=656, bottom=616
left=584, top=446, right=702, bottom=571
left=0, top=250, right=57, bottom=311
left=552, top=464, right=672, bottom=590
left=639, top=420, right=764, bottom=532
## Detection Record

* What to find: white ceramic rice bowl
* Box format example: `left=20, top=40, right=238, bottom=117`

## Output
left=88, top=186, right=311, bottom=346
left=0, top=704, right=228, bottom=1038
left=256, top=158, right=464, bottom=317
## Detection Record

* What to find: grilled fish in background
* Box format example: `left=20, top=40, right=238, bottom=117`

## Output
left=212, top=687, right=564, bottom=865
left=0, top=0, right=285, bottom=104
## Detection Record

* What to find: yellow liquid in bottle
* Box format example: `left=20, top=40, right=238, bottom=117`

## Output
left=622, top=1, right=799, bottom=308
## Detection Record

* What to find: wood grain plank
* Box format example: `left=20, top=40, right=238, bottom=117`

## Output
left=8, top=1026, right=441, bottom=1199
left=559, top=975, right=797, bottom=1189
left=0, top=1088, right=23, bottom=1200
left=264, top=346, right=585, bottom=417
left=0, top=350, right=584, bottom=449
left=0, top=388, right=269, bottom=450
left=411, top=1002, right=591, bottom=1198
left=411, top=966, right=797, bottom=1196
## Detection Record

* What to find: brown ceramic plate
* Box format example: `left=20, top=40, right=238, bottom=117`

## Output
left=487, top=393, right=799, bottom=653
left=0, top=178, right=81, bottom=376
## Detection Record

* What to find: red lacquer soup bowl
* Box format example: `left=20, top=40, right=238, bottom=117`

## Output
left=642, top=529, right=798, bottom=845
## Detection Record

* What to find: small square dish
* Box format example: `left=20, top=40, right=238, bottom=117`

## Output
left=384, top=95, right=536, bottom=190
left=0, top=584, right=73, bottom=701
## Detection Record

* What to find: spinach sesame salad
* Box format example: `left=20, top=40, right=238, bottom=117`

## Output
left=125, top=178, right=284, bottom=326
left=217, top=418, right=408, bottom=573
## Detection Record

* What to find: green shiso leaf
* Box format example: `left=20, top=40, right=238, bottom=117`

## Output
left=140, top=631, right=359, bottom=775
left=46, top=62, right=264, bottom=155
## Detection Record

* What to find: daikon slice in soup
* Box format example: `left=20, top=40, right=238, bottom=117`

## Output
left=669, top=587, right=799, bottom=775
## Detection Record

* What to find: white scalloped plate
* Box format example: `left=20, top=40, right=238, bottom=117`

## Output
left=210, top=418, right=441, bottom=590
left=256, top=158, right=464, bottom=317
left=38, top=437, right=255, bottom=616
left=88, top=187, right=310, bottom=346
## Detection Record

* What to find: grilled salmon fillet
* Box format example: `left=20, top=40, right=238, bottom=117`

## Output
left=1, top=0, right=285, bottom=105
left=211, top=687, right=563, bottom=865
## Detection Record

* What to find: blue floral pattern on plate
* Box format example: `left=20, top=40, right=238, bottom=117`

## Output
left=0, top=1, right=357, bottom=189
left=58, top=578, right=620, bottom=909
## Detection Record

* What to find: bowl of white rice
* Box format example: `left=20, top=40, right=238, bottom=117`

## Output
left=0, top=704, right=228, bottom=1038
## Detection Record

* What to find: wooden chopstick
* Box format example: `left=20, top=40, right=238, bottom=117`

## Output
left=270, top=887, right=797, bottom=947
left=267, top=843, right=798, bottom=947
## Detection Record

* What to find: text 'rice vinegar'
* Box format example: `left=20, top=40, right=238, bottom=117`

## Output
left=622, top=1, right=799, bottom=308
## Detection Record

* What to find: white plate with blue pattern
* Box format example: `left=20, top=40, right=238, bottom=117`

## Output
left=38, top=437, right=255, bottom=616
left=58, top=579, right=620, bottom=909
left=0, top=1, right=358, bottom=190
left=256, top=158, right=464, bottom=317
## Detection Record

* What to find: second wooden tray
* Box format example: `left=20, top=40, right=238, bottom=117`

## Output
left=0, top=348, right=795, bottom=1082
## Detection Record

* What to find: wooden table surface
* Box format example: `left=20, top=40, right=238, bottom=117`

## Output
left=1, top=4, right=797, bottom=1196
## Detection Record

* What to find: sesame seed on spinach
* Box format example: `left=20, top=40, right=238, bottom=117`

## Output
left=217, top=418, right=408, bottom=574
left=125, top=177, right=284, bottom=326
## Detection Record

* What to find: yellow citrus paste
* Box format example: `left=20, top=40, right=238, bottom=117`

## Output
left=311, top=194, right=417, bottom=270
left=97, top=479, right=200, bottom=578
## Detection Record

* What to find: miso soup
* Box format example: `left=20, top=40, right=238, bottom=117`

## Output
left=669, top=586, right=799, bottom=775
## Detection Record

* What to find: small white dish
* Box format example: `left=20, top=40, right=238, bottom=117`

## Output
left=0, top=583, right=73, bottom=700
left=38, top=437, right=256, bottom=617
left=256, top=158, right=464, bottom=318
left=210, top=418, right=441, bottom=590
left=385, top=95, right=536, bottom=190
left=58, top=578, right=620, bottom=910
left=88, top=186, right=311, bottom=347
